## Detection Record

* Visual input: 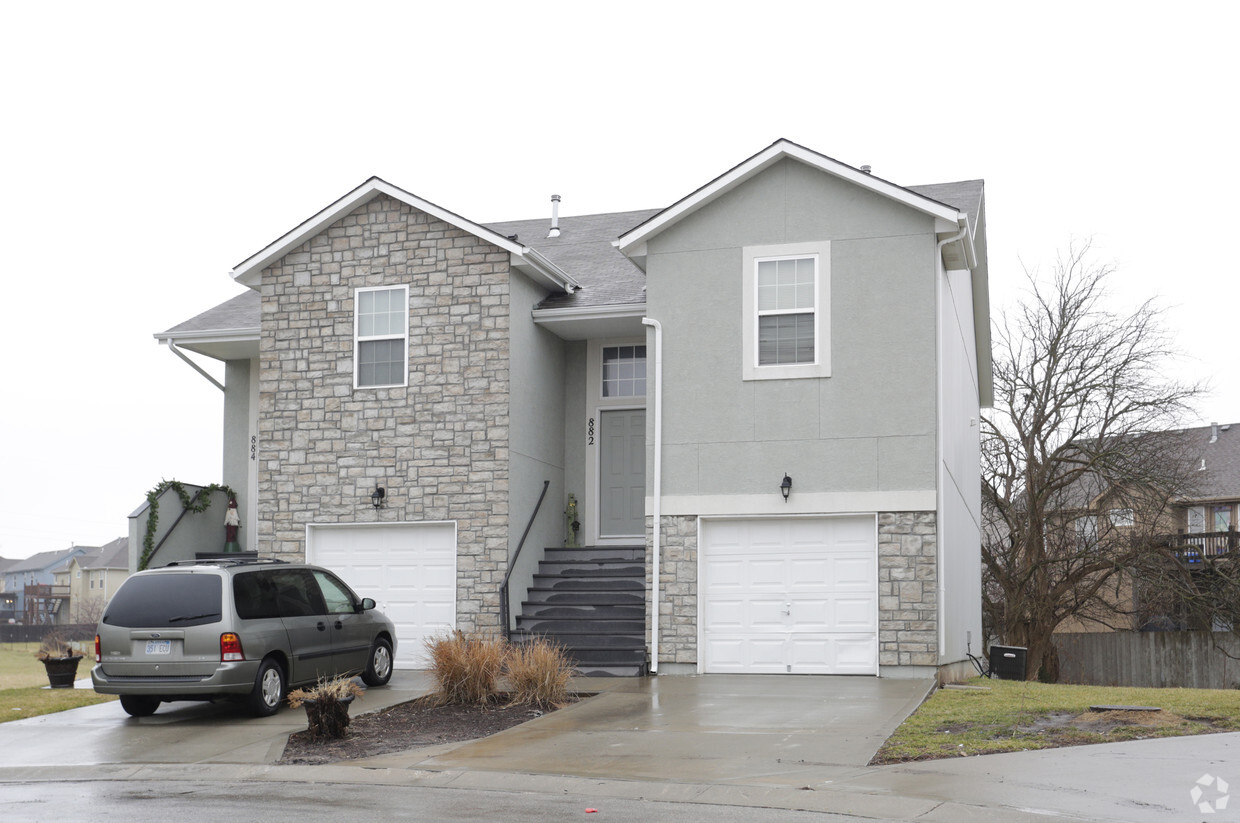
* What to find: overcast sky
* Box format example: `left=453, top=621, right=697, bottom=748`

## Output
left=1, top=2, right=1235, bottom=559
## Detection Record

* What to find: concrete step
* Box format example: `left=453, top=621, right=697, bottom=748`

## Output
left=515, top=617, right=645, bottom=634
left=523, top=590, right=646, bottom=605
left=530, top=576, right=644, bottom=591
left=511, top=631, right=645, bottom=650
left=519, top=603, right=645, bottom=620
left=536, top=561, right=646, bottom=577
left=544, top=546, right=644, bottom=562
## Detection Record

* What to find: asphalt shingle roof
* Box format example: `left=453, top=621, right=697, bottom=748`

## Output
left=160, top=175, right=984, bottom=331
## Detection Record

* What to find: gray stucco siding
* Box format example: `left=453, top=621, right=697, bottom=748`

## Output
left=506, top=270, right=567, bottom=623
left=222, top=359, right=253, bottom=550
left=642, top=159, right=940, bottom=501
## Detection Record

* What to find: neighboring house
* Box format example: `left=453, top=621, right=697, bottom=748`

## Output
left=1054, top=422, right=1240, bottom=633
left=52, top=537, right=129, bottom=624
left=2, top=546, right=89, bottom=624
left=156, top=139, right=991, bottom=679
left=0, top=557, right=16, bottom=622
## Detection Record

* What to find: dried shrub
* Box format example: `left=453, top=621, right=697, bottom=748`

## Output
left=506, top=637, right=576, bottom=708
left=425, top=631, right=506, bottom=705
left=287, top=675, right=366, bottom=741
left=34, top=633, right=78, bottom=661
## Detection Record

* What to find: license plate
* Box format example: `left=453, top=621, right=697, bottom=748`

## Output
left=145, top=640, right=171, bottom=655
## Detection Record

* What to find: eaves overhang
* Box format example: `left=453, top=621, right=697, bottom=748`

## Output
left=231, top=177, right=579, bottom=294
left=154, top=327, right=260, bottom=361
left=614, top=138, right=963, bottom=262
left=532, top=303, right=648, bottom=341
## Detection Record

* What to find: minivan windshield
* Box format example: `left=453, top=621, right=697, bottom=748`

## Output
left=102, top=573, right=223, bottom=628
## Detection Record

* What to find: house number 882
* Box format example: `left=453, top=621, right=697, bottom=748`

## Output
left=587, top=417, right=595, bottom=446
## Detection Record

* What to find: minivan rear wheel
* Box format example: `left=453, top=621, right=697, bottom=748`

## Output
left=362, top=637, right=393, bottom=687
left=119, top=695, right=160, bottom=717
left=247, top=658, right=285, bottom=717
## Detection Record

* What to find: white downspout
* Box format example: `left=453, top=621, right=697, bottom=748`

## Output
left=934, top=225, right=967, bottom=664
left=642, top=316, right=663, bottom=674
left=166, top=340, right=225, bottom=392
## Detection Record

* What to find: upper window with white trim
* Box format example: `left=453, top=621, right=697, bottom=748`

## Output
left=742, top=241, right=831, bottom=380
left=757, top=257, right=816, bottom=365
left=354, top=286, right=409, bottom=388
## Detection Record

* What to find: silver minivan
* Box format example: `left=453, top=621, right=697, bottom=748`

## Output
left=92, top=559, right=396, bottom=717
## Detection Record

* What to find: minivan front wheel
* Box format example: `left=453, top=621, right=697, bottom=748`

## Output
left=119, top=695, right=160, bottom=717
left=362, top=638, right=393, bottom=687
left=247, top=658, right=286, bottom=717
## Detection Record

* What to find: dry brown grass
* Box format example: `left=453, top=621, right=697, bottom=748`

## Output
left=287, top=674, right=366, bottom=708
left=425, top=631, right=507, bottom=705
left=506, top=638, right=575, bottom=707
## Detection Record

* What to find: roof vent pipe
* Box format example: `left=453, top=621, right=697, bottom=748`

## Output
left=860, top=165, right=872, bottom=174
left=1211, top=422, right=1219, bottom=443
left=547, top=194, right=561, bottom=238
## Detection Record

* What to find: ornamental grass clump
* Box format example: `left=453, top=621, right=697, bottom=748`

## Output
left=505, top=638, right=575, bottom=708
left=425, top=631, right=506, bottom=705
left=34, top=633, right=78, bottom=661
left=287, top=674, right=365, bottom=741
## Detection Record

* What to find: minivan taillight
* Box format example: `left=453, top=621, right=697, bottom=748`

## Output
left=220, top=633, right=245, bottom=662
left=95, top=634, right=101, bottom=663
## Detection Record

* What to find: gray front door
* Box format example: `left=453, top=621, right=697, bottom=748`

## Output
left=600, top=409, right=646, bottom=538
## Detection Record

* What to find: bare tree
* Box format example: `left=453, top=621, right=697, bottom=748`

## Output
left=981, top=241, right=1202, bottom=680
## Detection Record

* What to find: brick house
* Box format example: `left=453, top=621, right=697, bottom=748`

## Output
left=156, top=139, right=991, bottom=678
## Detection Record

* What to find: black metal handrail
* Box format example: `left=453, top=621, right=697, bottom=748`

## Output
left=501, top=480, right=551, bottom=638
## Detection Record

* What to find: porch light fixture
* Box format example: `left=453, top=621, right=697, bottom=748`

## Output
left=780, top=474, right=792, bottom=501
left=371, top=486, right=386, bottom=509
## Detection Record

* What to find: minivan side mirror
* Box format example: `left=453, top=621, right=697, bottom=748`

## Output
left=359, top=597, right=376, bottom=612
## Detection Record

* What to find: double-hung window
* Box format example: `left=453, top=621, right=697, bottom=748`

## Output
left=742, top=241, right=831, bottom=380
left=757, top=256, right=816, bottom=365
left=355, top=286, right=409, bottom=388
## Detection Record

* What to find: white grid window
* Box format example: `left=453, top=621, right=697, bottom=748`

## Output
left=756, top=256, right=816, bottom=365
left=602, top=345, right=647, bottom=397
left=355, top=286, right=408, bottom=388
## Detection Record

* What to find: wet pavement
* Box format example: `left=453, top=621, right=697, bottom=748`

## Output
left=2, top=671, right=1237, bottom=821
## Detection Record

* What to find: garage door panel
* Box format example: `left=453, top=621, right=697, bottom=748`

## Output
left=702, top=517, right=878, bottom=675
left=307, top=522, right=457, bottom=669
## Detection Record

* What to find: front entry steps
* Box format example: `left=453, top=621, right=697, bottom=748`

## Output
left=511, top=545, right=648, bottom=677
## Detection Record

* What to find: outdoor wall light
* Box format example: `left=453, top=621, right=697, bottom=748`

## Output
left=371, top=486, right=386, bottom=509
left=780, top=474, right=792, bottom=501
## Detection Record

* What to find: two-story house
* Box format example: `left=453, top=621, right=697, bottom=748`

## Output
left=52, top=537, right=129, bottom=624
left=155, top=139, right=991, bottom=679
left=2, top=546, right=88, bottom=624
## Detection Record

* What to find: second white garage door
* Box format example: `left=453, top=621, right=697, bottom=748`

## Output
left=701, top=516, right=878, bottom=674
left=306, top=522, right=456, bottom=669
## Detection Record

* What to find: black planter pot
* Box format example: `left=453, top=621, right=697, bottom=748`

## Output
left=42, top=656, right=84, bottom=689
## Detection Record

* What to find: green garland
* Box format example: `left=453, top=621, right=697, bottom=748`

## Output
left=139, top=480, right=236, bottom=570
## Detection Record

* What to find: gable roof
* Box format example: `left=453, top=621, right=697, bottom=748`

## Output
left=5, top=546, right=89, bottom=575
left=615, top=138, right=971, bottom=262
left=231, top=177, right=580, bottom=294
left=67, top=537, right=129, bottom=572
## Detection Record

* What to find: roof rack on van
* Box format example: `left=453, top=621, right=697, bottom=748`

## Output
left=162, top=557, right=290, bottom=568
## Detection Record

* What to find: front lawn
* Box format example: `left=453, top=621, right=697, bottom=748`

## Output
left=872, top=677, right=1240, bottom=764
left=0, top=642, right=116, bottom=721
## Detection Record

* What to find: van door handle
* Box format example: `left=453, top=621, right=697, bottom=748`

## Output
left=334, top=620, right=344, bottom=630
left=316, top=622, right=326, bottom=632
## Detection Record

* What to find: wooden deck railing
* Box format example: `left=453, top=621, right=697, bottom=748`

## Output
left=1164, top=530, right=1239, bottom=561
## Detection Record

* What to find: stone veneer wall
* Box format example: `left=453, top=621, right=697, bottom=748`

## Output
left=877, top=512, right=939, bottom=667
left=258, top=195, right=512, bottom=634
left=646, top=515, right=699, bottom=665
left=646, top=511, right=940, bottom=669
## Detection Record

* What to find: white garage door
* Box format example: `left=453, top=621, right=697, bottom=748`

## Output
left=306, top=522, right=456, bottom=669
left=702, top=516, right=877, bottom=674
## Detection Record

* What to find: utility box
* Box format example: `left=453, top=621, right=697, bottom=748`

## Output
left=989, top=645, right=1028, bottom=680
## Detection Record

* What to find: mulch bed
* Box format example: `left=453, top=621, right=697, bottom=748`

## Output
left=278, top=694, right=563, bottom=765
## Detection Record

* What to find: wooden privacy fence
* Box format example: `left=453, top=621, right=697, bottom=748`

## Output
left=1056, top=631, right=1240, bottom=689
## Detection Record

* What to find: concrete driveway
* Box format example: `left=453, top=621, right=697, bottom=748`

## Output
left=362, top=674, right=934, bottom=785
